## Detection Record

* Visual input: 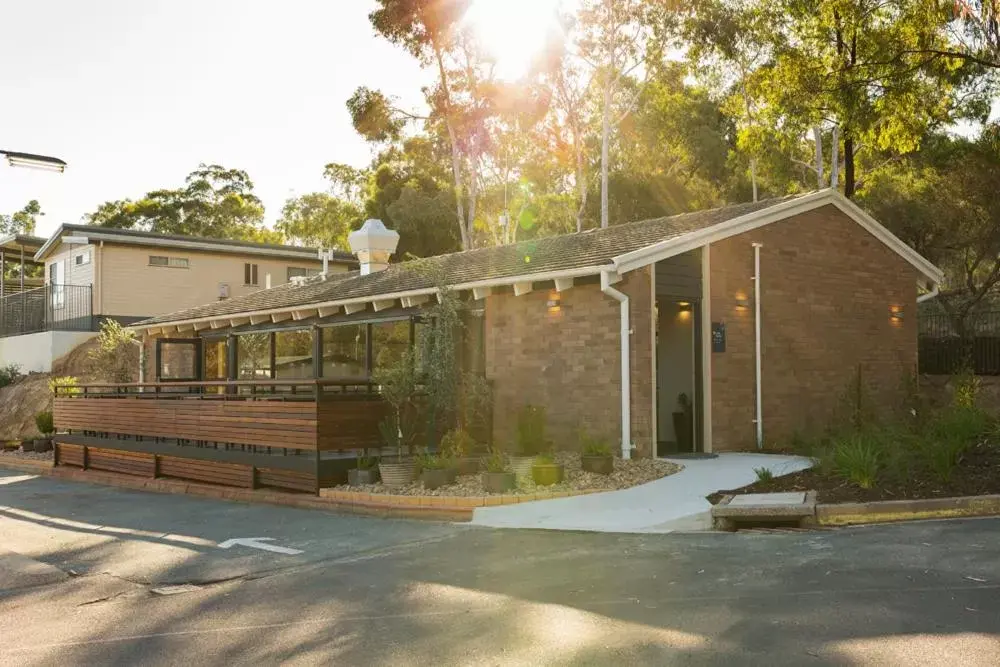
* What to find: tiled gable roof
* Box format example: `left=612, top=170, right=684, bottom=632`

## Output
left=138, top=194, right=802, bottom=326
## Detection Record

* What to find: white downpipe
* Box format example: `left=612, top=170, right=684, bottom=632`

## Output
left=752, top=243, right=763, bottom=449
left=917, top=284, right=940, bottom=303
left=601, top=271, right=631, bottom=460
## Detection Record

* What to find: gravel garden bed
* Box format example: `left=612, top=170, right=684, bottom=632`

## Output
left=334, top=451, right=682, bottom=497
left=0, top=447, right=54, bottom=462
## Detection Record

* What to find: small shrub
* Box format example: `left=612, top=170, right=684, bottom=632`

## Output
left=49, top=376, right=81, bottom=396
left=35, top=411, right=54, bottom=435
left=88, top=319, right=139, bottom=383
left=952, top=368, right=981, bottom=410
left=916, top=406, right=988, bottom=482
left=515, top=404, right=547, bottom=456
left=439, top=428, right=475, bottom=459
left=418, top=451, right=450, bottom=470
left=378, top=416, right=402, bottom=455
left=534, top=452, right=556, bottom=465
left=482, top=449, right=507, bottom=473
left=355, top=451, right=379, bottom=470
left=832, top=433, right=881, bottom=489
left=581, top=432, right=613, bottom=457
left=753, top=466, right=774, bottom=483
left=0, top=363, right=22, bottom=388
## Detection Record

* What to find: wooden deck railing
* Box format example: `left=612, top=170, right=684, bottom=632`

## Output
left=53, top=379, right=388, bottom=453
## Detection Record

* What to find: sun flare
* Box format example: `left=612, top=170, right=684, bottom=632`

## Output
left=465, top=0, right=563, bottom=79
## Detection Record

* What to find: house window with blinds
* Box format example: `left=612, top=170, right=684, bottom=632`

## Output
left=244, top=263, right=259, bottom=286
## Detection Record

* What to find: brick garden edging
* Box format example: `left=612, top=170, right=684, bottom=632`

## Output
left=816, top=495, right=1000, bottom=526
left=0, top=457, right=605, bottom=522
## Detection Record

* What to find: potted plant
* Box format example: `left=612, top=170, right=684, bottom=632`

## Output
left=511, top=404, right=546, bottom=482
left=20, top=438, right=35, bottom=453
left=581, top=435, right=614, bottom=475
left=34, top=411, right=54, bottom=453
left=672, top=393, right=694, bottom=452
left=373, top=350, right=420, bottom=487
left=348, top=451, right=380, bottom=486
left=419, top=451, right=457, bottom=490
left=377, top=416, right=418, bottom=487
left=481, top=449, right=515, bottom=493
left=2, top=440, right=19, bottom=452
left=440, top=428, right=479, bottom=475
left=531, top=452, right=565, bottom=486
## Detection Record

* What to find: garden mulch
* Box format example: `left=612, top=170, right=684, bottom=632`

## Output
left=708, top=439, right=1000, bottom=505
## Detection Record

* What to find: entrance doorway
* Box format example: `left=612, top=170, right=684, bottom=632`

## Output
left=654, top=250, right=705, bottom=457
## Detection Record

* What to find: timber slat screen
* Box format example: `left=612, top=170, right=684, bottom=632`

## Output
left=52, top=379, right=386, bottom=494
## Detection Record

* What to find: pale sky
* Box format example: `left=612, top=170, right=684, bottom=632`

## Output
left=0, top=0, right=431, bottom=238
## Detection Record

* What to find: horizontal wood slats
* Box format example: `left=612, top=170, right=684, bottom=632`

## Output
left=157, top=455, right=251, bottom=488
left=56, top=443, right=85, bottom=467
left=86, top=447, right=155, bottom=477
left=55, top=398, right=320, bottom=450
left=256, top=467, right=315, bottom=493
left=317, top=399, right=389, bottom=451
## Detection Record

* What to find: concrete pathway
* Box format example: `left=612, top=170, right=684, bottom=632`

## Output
left=470, top=453, right=813, bottom=533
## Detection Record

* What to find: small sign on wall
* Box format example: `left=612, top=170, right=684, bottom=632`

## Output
left=711, top=322, right=726, bottom=353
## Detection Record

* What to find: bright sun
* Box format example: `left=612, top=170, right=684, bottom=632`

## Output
left=465, top=0, right=563, bottom=80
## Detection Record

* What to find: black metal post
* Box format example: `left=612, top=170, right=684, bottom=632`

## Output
left=312, top=326, right=322, bottom=379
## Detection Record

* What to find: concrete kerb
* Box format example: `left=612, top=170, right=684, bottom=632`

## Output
left=712, top=491, right=818, bottom=530
left=816, top=494, right=1000, bottom=526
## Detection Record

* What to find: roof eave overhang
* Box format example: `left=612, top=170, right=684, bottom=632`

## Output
left=611, top=189, right=945, bottom=286
left=34, top=228, right=356, bottom=264
left=131, top=264, right=615, bottom=334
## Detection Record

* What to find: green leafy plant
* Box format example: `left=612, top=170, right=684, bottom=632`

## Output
left=0, top=363, right=22, bottom=388
left=534, top=452, right=556, bottom=465
left=35, top=411, right=54, bottom=436
left=581, top=432, right=612, bottom=457
left=917, top=406, right=988, bottom=482
left=832, top=433, right=881, bottom=489
left=439, top=428, right=475, bottom=459
left=355, top=451, right=379, bottom=470
left=482, top=449, right=507, bottom=473
left=49, top=376, right=81, bottom=396
left=952, top=368, right=981, bottom=410
left=378, top=415, right=402, bottom=456
left=373, top=349, right=419, bottom=458
left=88, top=319, right=139, bottom=383
left=418, top=451, right=451, bottom=470
left=753, top=466, right=774, bottom=483
left=515, top=404, right=547, bottom=456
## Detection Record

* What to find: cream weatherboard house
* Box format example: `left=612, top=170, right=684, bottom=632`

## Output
left=0, top=224, right=355, bottom=372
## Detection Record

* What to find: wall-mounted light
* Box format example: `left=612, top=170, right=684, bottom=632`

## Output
left=890, top=305, right=904, bottom=322
left=735, top=293, right=750, bottom=311
left=677, top=301, right=692, bottom=312
left=546, top=290, right=562, bottom=314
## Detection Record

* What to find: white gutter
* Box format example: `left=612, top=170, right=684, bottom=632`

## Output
left=752, top=243, right=763, bottom=450
left=601, top=271, right=631, bottom=460
left=917, top=284, right=940, bottom=303
left=131, top=264, right=615, bottom=333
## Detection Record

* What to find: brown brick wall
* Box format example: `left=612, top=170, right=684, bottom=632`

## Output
left=485, top=269, right=654, bottom=456
left=709, top=204, right=919, bottom=451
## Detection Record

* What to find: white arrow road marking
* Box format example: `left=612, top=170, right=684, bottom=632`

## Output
left=217, top=537, right=303, bottom=555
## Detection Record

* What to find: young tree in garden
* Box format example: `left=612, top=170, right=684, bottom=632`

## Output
left=87, top=164, right=279, bottom=242
left=577, top=0, right=670, bottom=228
left=275, top=192, right=360, bottom=250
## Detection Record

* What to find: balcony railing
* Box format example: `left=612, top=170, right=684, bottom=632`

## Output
left=0, top=283, right=94, bottom=338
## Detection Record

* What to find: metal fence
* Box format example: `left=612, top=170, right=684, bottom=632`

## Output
left=918, top=310, right=1000, bottom=375
left=0, top=284, right=94, bottom=338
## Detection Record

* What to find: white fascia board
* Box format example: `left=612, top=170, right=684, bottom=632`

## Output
left=209, top=320, right=227, bottom=329
left=129, top=264, right=613, bottom=333
left=271, top=312, right=292, bottom=323
left=611, top=189, right=944, bottom=286
left=229, top=317, right=250, bottom=328
left=400, top=294, right=430, bottom=308
left=292, top=308, right=317, bottom=321
left=193, top=321, right=212, bottom=331
left=372, top=298, right=396, bottom=312
left=317, top=305, right=340, bottom=317
left=471, top=286, right=492, bottom=300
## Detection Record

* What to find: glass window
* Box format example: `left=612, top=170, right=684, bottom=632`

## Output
left=321, top=324, right=367, bottom=378
left=372, top=320, right=411, bottom=370
left=75, top=250, right=91, bottom=266
left=237, top=333, right=271, bottom=379
left=149, top=255, right=169, bottom=266
left=169, top=257, right=189, bottom=268
left=244, top=263, right=259, bottom=286
left=287, top=266, right=320, bottom=280
left=203, top=339, right=227, bottom=380
left=159, top=341, right=199, bottom=381
left=275, top=330, right=314, bottom=379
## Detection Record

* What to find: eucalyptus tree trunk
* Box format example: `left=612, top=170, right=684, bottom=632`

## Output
left=600, top=82, right=611, bottom=229
left=813, top=126, right=824, bottom=189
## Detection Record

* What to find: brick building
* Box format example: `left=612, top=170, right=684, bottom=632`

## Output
left=130, top=189, right=942, bottom=457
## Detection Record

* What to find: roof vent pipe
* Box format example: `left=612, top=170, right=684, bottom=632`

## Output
left=348, top=219, right=400, bottom=276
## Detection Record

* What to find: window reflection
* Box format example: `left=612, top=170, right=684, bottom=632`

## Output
left=371, top=320, right=411, bottom=370
left=321, top=325, right=367, bottom=378
left=275, top=330, right=314, bottom=379
left=237, top=333, right=271, bottom=379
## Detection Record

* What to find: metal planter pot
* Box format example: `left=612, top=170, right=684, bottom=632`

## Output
left=348, top=468, right=380, bottom=487
left=581, top=455, right=613, bottom=475
left=420, top=467, right=457, bottom=490
left=531, top=463, right=565, bottom=486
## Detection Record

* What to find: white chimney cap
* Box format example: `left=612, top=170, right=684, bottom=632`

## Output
left=348, top=219, right=399, bottom=256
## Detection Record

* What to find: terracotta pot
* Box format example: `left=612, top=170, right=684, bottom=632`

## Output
left=482, top=471, right=515, bottom=493
left=509, top=455, right=537, bottom=482
left=456, top=457, right=480, bottom=475
left=420, top=467, right=456, bottom=490
left=378, top=459, right=417, bottom=487
left=581, top=454, right=614, bottom=475
left=531, top=463, right=565, bottom=486
left=348, top=468, right=379, bottom=486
